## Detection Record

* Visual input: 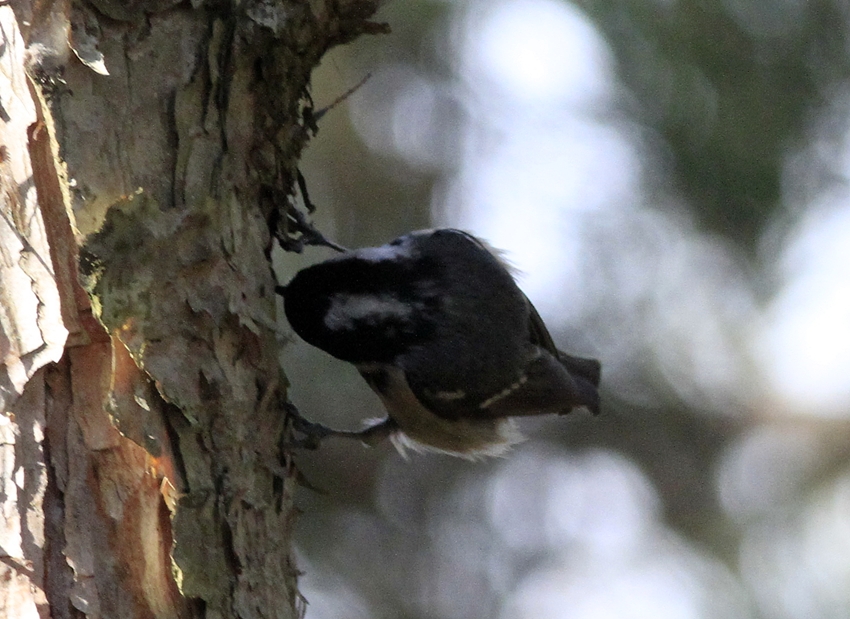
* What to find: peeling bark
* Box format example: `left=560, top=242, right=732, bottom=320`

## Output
left=1, top=1, right=385, bottom=617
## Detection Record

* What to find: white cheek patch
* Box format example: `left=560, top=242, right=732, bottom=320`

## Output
left=324, top=293, right=412, bottom=331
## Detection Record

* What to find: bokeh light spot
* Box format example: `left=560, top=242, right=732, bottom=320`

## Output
left=468, top=0, right=613, bottom=106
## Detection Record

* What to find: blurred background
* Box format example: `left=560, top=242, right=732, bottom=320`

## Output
left=276, top=0, right=850, bottom=617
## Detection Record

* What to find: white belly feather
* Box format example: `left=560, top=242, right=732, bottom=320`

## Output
left=358, top=364, right=525, bottom=459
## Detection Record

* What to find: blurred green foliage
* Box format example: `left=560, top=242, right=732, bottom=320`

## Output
left=579, top=0, right=850, bottom=249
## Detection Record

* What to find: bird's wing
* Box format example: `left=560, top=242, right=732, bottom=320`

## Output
left=478, top=348, right=599, bottom=417
left=525, top=293, right=601, bottom=388
left=396, top=293, right=601, bottom=422
left=525, top=292, right=559, bottom=356
left=400, top=348, right=598, bottom=422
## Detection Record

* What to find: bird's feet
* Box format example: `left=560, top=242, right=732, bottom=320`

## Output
left=284, top=402, right=397, bottom=451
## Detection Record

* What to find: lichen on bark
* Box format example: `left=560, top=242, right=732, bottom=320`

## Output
left=1, top=0, right=387, bottom=617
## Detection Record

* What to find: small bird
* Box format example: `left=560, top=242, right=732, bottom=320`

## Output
left=278, top=228, right=600, bottom=458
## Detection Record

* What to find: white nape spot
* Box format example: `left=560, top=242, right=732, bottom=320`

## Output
left=324, top=293, right=412, bottom=331
left=355, top=242, right=412, bottom=263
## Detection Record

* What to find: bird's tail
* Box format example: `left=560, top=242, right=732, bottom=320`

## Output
left=557, top=351, right=601, bottom=415
left=557, top=351, right=601, bottom=386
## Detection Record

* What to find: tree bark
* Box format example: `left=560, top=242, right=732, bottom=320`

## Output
left=0, top=1, right=383, bottom=617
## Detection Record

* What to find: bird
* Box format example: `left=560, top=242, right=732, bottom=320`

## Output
left=277, top=228, right=600, bottom=458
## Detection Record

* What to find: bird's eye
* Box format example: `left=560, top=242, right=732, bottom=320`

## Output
left=389, top=238, right=405, bottom=246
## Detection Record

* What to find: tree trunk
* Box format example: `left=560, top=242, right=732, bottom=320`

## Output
left=0, top=1, right=383, bottom=617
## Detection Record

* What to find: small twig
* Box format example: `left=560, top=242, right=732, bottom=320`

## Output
left=274, top=172, right=347, bottom=253
left=296, top=168, right=316, bottom=213
left=313, top=72, right=372, bottom=122
left=266, top=177, right=347, bottom=254
left=284, top=205, right=348, bottom=253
